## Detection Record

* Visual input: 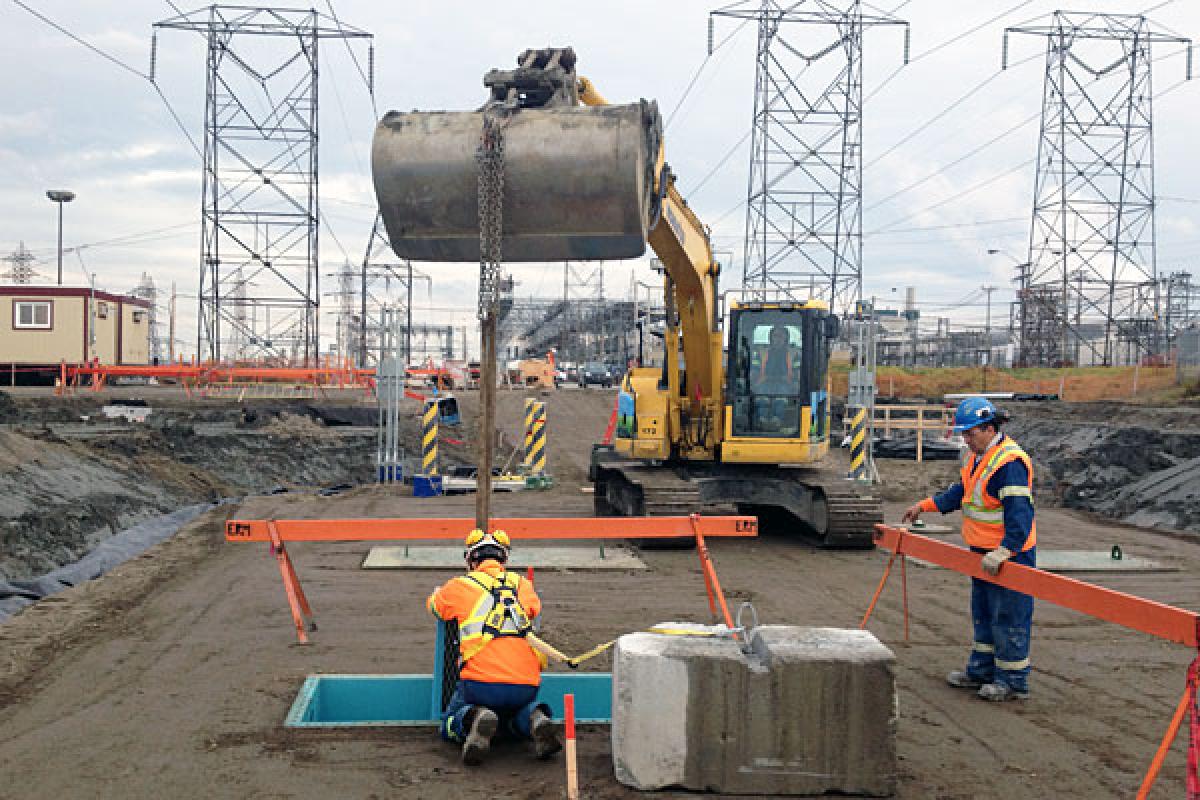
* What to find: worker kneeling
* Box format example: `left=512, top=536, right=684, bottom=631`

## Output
left=427, top=529, right=563, bottom=765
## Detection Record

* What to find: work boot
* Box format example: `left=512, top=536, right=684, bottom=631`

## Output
left=529, top=708, right=563, bottom=760
left=978, top=682, right=1029, bottom=702
left=461, top=707, right=498, bottom=766
left=946, top=670, right=986, bottom=690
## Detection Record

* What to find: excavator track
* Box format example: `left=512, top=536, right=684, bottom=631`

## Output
left=807, top=477, right=883, bottom=548
left=592, top=453, right=881, bottom=548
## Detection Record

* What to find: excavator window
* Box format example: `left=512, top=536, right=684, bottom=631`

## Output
left=728, top=309, right=822, bottom=438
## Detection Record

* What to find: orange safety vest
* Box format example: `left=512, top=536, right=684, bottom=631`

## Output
left=758, top=347, right=794, bottom=382
left=959, top=435, right=1037, bottom=551
left=427, top=560, right=543, bottom=686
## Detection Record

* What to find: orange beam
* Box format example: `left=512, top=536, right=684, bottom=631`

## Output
left=873, top=524, right=1199, bottom=648
left=227, top=515, right=759, bottom=543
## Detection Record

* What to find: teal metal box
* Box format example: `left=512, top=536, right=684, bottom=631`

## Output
left=285, top=673, right=612, bottom=728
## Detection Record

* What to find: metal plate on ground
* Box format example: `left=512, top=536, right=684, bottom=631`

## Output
left=441, top=476, right=527, bottom=493
left=906, top=549, right=1171, bottom=573
left=1030, top=550, right=1172, bottom=573
left=362, top=545, right=646, bottom=570
left=889, top=522, right=955, bottom=534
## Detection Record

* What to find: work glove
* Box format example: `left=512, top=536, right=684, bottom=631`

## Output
left=980, top=546, right=1013, bottom=576
left=901, top=504, right=924, bottom=525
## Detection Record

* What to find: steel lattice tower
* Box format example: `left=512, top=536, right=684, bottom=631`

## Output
left=1004, top=12, right=1190, bottom=366
left=155, top=7, right=371, bottom=363
left=711, top=1, right=907, bottom=313
left=1, top=242, right=38, bottom=284
left=350, top=213, right=428, bottom=368
left=131, top=272, right=164, bottom=363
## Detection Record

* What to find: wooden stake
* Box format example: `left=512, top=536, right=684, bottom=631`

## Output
left=564, top=693, right=579, bottom=800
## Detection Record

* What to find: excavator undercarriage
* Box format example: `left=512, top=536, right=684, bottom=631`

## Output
left=590, top=446, right=881, bottom=548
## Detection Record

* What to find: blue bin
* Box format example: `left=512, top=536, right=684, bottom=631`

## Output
left=413, top=475, right=443, bottom=497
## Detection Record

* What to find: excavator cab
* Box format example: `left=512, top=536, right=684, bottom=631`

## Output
left=725, top=300, right=837, bottom=450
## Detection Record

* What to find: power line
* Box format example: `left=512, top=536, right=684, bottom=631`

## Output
left=687, top=129, right=752, bottom=195
left=864, top=0, right=1037, bottom=104
left=864, top=109, right=1040, bottom=213
left=865, top=52, right=1040, bottom=171
left=21, top=221, right=198, bottom=257
left=11, top=0, right=148, bottom=79
left=11, top=1, right=204, bottom=158
left=866, top=158, right=1032, bottom=236
left=664, top=17, right=750, bottom=131
left=325, top=0, right=375, bottom=116
left=866, top=68, right=1195, bottom=237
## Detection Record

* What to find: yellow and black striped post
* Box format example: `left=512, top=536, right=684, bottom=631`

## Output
left=849, top=406, right=867, bottom=480
left=529, top=401, right=547, bottom=476
left=422, top=401, right=439, bottom=476
left=522, top=398, right=536, bottom=472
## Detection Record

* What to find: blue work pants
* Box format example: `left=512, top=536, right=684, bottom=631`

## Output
left=440, top=679, right=551, bottom=743
left=964, top=546, right=1035, bottom=692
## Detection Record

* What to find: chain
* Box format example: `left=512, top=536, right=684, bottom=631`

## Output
left=476, top=107, right=508, bottom=321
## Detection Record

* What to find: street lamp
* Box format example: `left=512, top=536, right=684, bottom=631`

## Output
left=46, top=189, right=75, bottom=285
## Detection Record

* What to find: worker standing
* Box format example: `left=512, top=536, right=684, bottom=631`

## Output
left=902, top=397, right=1036, bottom=702
left=427, top=529, right=563, bottom=764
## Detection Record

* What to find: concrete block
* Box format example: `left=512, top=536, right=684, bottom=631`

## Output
left=612, top=624, right=896, bottom=796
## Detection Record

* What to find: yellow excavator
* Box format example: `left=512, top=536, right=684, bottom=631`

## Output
left=371, top=48, right=881, bottom=546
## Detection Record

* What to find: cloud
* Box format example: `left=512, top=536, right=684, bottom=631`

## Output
left=4, top=0, right=1199, bottom=355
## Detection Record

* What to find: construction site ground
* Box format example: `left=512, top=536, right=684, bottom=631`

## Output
left=0, top=387, right=1197, bottom=798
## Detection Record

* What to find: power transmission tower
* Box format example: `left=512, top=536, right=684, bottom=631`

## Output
left=1004, top=12, right=1191, bottom=366
left=154, top=6, right=372, bottom=364
left=131, top=272, right=164, bottom=363
left=1, top=242, right=39, bottom=284
left=1163, top=271, right=1198, bottom=340
left=352, top=214, right=428, bottom=368
left=562, top=261, right=604, bottom=363
left=711, top=0, right=908, bottom=313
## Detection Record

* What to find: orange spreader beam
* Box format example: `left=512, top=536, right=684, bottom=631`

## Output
left=230, top=515, right=756, bottom=644
left=226, top=515, right=759, bottom=543
left=873, top=524, right=1199, bottom=648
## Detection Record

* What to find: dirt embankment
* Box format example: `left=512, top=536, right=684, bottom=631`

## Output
left=0, top=387, right=613, bottom=583
left=0, top=397, right=378, bottom=582
left=1009, top=403, right=1200, bottom=534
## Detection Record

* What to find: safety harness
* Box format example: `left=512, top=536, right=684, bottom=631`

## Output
left=455, top=570, right=533, bottom=662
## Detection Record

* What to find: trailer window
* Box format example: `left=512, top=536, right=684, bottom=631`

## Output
left=14, top=301, right=52, bottom=330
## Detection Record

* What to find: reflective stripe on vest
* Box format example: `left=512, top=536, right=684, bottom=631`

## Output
left=959, top=436, right=1036, bottom=550
left=456, top=570, right=532, bottom=663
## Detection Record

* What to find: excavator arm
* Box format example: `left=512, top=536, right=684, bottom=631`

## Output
left=579, top=77, right=724, bottom=457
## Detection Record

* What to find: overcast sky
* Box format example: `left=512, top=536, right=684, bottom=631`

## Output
left=2, top=1, right=1197, bottom=357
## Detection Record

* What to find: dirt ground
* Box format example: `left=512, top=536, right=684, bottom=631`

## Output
left=0, top=387, right=1198, bottom=798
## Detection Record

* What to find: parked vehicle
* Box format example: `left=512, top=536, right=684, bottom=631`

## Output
left=578, top=361, right=613, bottom=388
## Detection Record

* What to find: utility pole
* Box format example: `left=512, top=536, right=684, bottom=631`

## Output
left=981, top=285, right=997, bottom=390
left=168, top=281, right=177, bottom=363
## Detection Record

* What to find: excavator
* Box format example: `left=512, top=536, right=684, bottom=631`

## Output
left=371, top=48, right=881, bottom=547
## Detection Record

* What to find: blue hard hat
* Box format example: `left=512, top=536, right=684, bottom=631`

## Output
left=952, top=397, right=997, bottom=432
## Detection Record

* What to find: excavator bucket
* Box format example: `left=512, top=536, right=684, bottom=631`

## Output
left=370, top=49, right=660, bottom=263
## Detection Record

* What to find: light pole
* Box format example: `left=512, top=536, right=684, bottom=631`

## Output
left=987, top=249, right=1030, bottom=366
left=981, top=285, right=996, bottom=390
left=46, top=190, right=75, bottom=285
